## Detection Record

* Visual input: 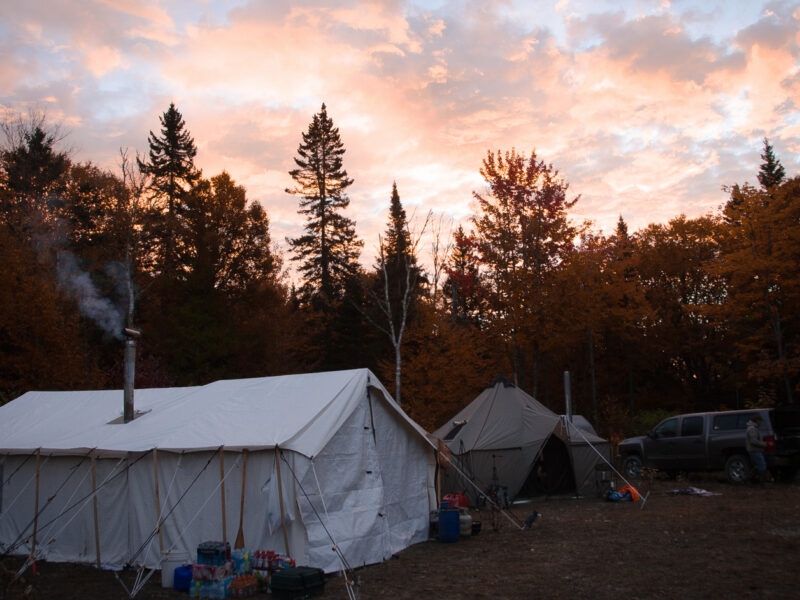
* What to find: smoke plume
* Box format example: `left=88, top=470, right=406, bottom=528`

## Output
left=56, top=251, right=124, bottom=339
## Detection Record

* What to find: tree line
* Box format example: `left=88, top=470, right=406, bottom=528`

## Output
left=1, top=104, right=797, bottom=441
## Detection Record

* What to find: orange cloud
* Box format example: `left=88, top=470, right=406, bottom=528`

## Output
left=2, top=0, right=798, bottom=261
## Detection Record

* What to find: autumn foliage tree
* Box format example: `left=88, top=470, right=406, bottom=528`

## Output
left=550, top=221, right=650, bottom=423
left=472, top=149, right=578, bottom=394
left=443, top=224, right=484, bottom=325
left=713, top=179, right=800, bottom=404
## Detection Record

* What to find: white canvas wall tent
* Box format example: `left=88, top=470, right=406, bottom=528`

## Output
left=0, top=368, right=436, bottom=581
left=433, top=375, right=611, bottom=501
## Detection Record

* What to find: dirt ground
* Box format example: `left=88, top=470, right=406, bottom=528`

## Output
left=3, top=473, right=799, bottom=600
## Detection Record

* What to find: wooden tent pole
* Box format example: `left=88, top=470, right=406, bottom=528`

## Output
left=153, top=449, right=164, bottom=554
left=234, top=449, right=248, bottom=550
left=91, top=452, right=101, bottom=568
left=274, top=448, right=290, bottom=556
left=32, top=449, right=40, bottom=554
left=219, top=447, right=227, bottom=543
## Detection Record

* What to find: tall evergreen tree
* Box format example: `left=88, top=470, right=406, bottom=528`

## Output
left=367, top=182, right=426, bottom=405
left=0, top=117, right=70, bottom=237
left=138, top=103, right=198, bottom=275
left=287, top=103, right=362, bottom=304
left=758, top=138, right=786, bottom=191
left=379, top=182, right=424, bottom=331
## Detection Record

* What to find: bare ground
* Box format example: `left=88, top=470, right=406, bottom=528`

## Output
left=3, top=474, right=799, bottom=600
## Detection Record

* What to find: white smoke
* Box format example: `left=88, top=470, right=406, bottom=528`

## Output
left=56, top=251, right=124, bottom=339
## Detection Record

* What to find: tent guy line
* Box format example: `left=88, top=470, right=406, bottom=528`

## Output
left=127, top=447, right=220, bottom=570
left=442, top=453, right=525, bottom=531
left=0, top=448, right=95, bottom=562
left=279, top=450, right=360, bottom=600
left=0, top=449, right=38, bottom=489
left=124, top=450, right=245, bottom=599
left=564, top=417, right=650, bottom=509
left=10, top=457, right=128, bottom=588
left=0, top=452, right=53, bottom=529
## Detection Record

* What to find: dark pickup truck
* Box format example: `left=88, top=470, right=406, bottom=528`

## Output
left=617, top=406, right=800, bottom=484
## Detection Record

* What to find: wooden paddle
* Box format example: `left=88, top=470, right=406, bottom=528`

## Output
left=234, top=448, right=248, bottom=549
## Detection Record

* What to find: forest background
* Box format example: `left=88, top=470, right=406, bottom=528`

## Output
left=1, top=105, right=797, bottom=443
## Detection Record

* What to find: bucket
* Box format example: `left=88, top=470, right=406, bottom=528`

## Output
left=161, top=550, right=189, bottom=588
left=438, top=509, right=459, bottom=543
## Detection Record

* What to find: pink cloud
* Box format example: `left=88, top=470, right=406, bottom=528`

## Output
left=1, top=0, right=798, bottom=266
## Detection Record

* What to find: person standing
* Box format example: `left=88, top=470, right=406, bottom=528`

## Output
left=746, top=414, right=769, bottom=485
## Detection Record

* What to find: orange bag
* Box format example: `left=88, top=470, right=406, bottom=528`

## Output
left=619, top=485, right=641, bottom=501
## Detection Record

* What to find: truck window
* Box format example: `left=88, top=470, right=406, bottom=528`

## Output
left=713, top=413, right=757, bottom=430
left=713, top=414, right=738, bottom=430
left=737, top=413, right=757, bottom=429
left=681, top=416, right=703, bottom=436
left=655, top=418, right=678, bottom=438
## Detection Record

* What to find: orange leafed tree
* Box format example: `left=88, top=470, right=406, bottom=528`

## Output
left=472, top=149, right=579, bottom=395
left=712, top=178, right=800, bottom=404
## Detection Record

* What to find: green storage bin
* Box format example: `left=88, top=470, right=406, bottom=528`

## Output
left=270, top=566, right=326, bottom=599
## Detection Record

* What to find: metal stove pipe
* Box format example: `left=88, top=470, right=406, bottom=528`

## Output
left=123, top=328, right=141, bottom=423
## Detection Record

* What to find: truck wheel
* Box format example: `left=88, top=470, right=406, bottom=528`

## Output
left=622, top=455, right=643, bottom=480
left=724, top=454, right=751, bottom=485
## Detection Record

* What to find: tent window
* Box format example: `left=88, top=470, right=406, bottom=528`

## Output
left=443, top=422, right=466, bottom=441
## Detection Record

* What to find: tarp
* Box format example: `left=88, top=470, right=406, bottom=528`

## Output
left=0, top=369, right=436, bottom=573
left=433, top=375, right=610, bottom=498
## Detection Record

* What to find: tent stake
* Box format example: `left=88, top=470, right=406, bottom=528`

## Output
left=275, top=448, right=291, bottom=556
left=32, top=449, right=40, bottom=554
left=153, top=449, right=164, bottom=554
left=91, top=452, right=101, bottom=568
left=219, top=447, right=227, bottom=544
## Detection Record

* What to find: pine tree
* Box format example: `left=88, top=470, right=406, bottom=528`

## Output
left=0, top=117, right=70, bottom=237
left=758, top=138, right=786, bottom=191
left=379, top=182, right=423, bottom=331
left=368, top=182, right=426, bottom=406
left=138, top=103, right=198, bottom=275
left=287, top=104, right=362, bottom=304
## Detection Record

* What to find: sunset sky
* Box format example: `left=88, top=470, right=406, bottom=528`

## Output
left=2, top=0, right=798, bottom=266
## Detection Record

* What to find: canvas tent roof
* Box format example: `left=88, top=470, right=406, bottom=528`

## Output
left=434, top=375, right=606, bottom=451
left=0, top=368, right=432, bottom=457
left=434, top=375, right=609, bottom=498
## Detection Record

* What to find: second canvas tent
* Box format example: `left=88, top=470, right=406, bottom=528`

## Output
left=433, top=375, right=610, bottom=500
